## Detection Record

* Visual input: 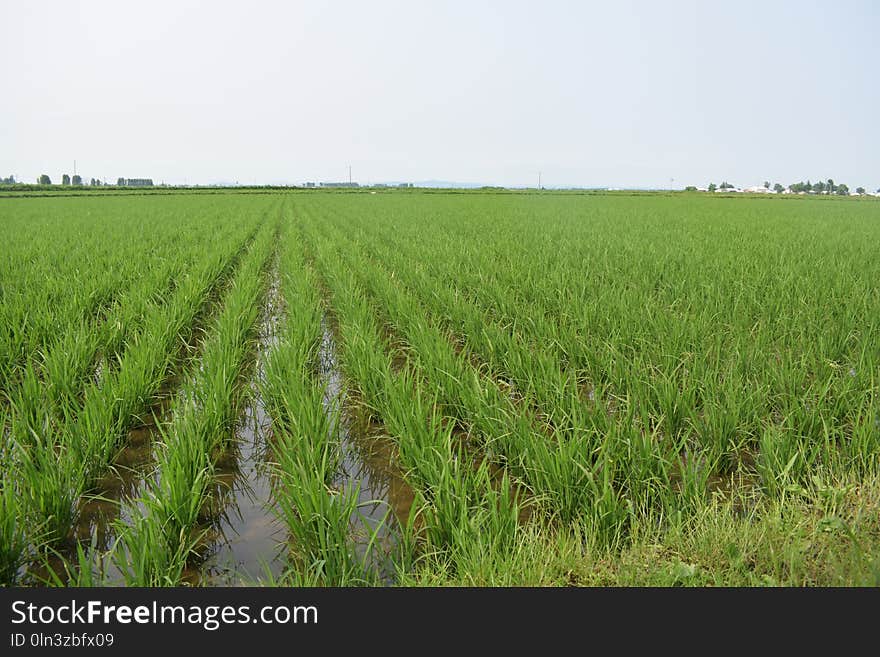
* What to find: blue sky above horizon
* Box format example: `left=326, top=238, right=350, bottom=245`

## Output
left=2, top=0, right=877, bottom=189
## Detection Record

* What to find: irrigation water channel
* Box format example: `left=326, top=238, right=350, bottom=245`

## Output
left=30, top=261, right=411, bottom=585
left=319, top=316, right=413, bottom=581
left=193, top=272, right=413, bottom=584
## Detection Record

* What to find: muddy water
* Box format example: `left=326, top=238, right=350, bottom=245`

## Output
left=187, top=262, right=287, bottom=585
left=25, top=257, right=414, bottom=586
left=17, top=234, right=265, bottom=586
left=189, top=391, right=287, bottom=585
left=319, top=317, right=413, bottom=580
left=192, top=270, right=414, bottom=584
left=20, top=395, right=169, bottom=585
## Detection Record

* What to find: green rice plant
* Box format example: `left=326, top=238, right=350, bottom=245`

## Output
left=258, top=223, right=388, bottom=585
left=34, top=539, right=107, bottom=587
left=757, top=424, right=806, bottom=498
left=0, top=475, right=29, bottom=584
left=7, top=218, right=263, bottom=560
left=307, top=230, right=525, bottom=578
left=15, top=434, right=83, bottom=547
left=110, top=508, right=203, bottom=587
left=111, top=222, right=276, bottom=584
left=4, top=189, right=880, bottom=587
left=149, top=416, right=214, bottom=542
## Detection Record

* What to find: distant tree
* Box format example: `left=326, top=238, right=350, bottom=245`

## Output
left=813, top=181, right=825, bottom=194
left=62, top=173, right=71, bottom=185
left=763, top=181, right=770, bottom=189
left=684, top=185, right=698, bottom=192
left=720, top=181, right=733, bottom=190
left=856, top=187, right=865, bottom=195
left=38, top=174, right=51, bottom=185
left=708, top=183, right=717, bottom=192
left=773, top=183, right=785, bottom=194
left=836, top=184, right=849, bottom=195
left=71, top=175, right=82, bottom=186
left=117, top=177, right=125, bottom=186
left=827, top=178, right=835, bottom=194
left=89, top=178, right=96, bottom=186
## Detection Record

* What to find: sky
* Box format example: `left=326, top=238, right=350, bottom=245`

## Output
left=1, top=0, right=878, bottom=189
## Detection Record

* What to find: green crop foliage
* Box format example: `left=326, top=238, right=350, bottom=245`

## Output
left=3, top=190, right=878, bottom=586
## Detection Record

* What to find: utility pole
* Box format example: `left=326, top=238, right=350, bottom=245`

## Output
left=348, top=164, right=352, bottom=185
left=74, top=160, right=77, bottom=176
left=538, top=171, right=542, bottom=189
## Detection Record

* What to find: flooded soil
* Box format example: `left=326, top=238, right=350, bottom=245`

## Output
left=21, top=394, right=169, bottom=585
left=319, top=316, right=413, bottom=581
left=189, top=260, right=415, bottom=585
left=184, top=254, right=287, bottom=585
left=20, top=234, right=260, bottom=586
left=186, top=389, right=287, bottom=585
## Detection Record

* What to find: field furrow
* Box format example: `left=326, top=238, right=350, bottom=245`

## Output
left=109, top=219, right=277, bottom=585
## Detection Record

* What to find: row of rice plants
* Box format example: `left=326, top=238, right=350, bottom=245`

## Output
left=304, top=219, right=523, bottom=579
left=108, top=221, right=277, bottom=585
left=258, top=220, right=385, bottom=585
left=0, top=212, right=266, bottom=584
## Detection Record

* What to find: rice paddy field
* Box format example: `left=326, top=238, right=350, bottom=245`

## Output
left=1, top=190, right=879, bottom=587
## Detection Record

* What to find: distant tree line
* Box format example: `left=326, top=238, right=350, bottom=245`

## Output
left=696, top=178, right=874, bottom=195
left=787, top=179, right=851, bottom=195
left=0, top=174, right=113, bottom=187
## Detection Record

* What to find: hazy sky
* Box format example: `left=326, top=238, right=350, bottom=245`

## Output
left=2, top=0, right=877, bottom=188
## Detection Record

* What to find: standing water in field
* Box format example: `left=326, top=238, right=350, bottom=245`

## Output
left=319, top=316, right=414, bottom=582
left=192, top=263, right=287, bottom=585
left=20, top=394, right=170, bottom=585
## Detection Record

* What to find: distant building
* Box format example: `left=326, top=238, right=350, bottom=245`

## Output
left=120, top=178, right=154, bottom=187
left=320, top=182, right=359, bottom=188
left=303, top=182, right=316, bottom=188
